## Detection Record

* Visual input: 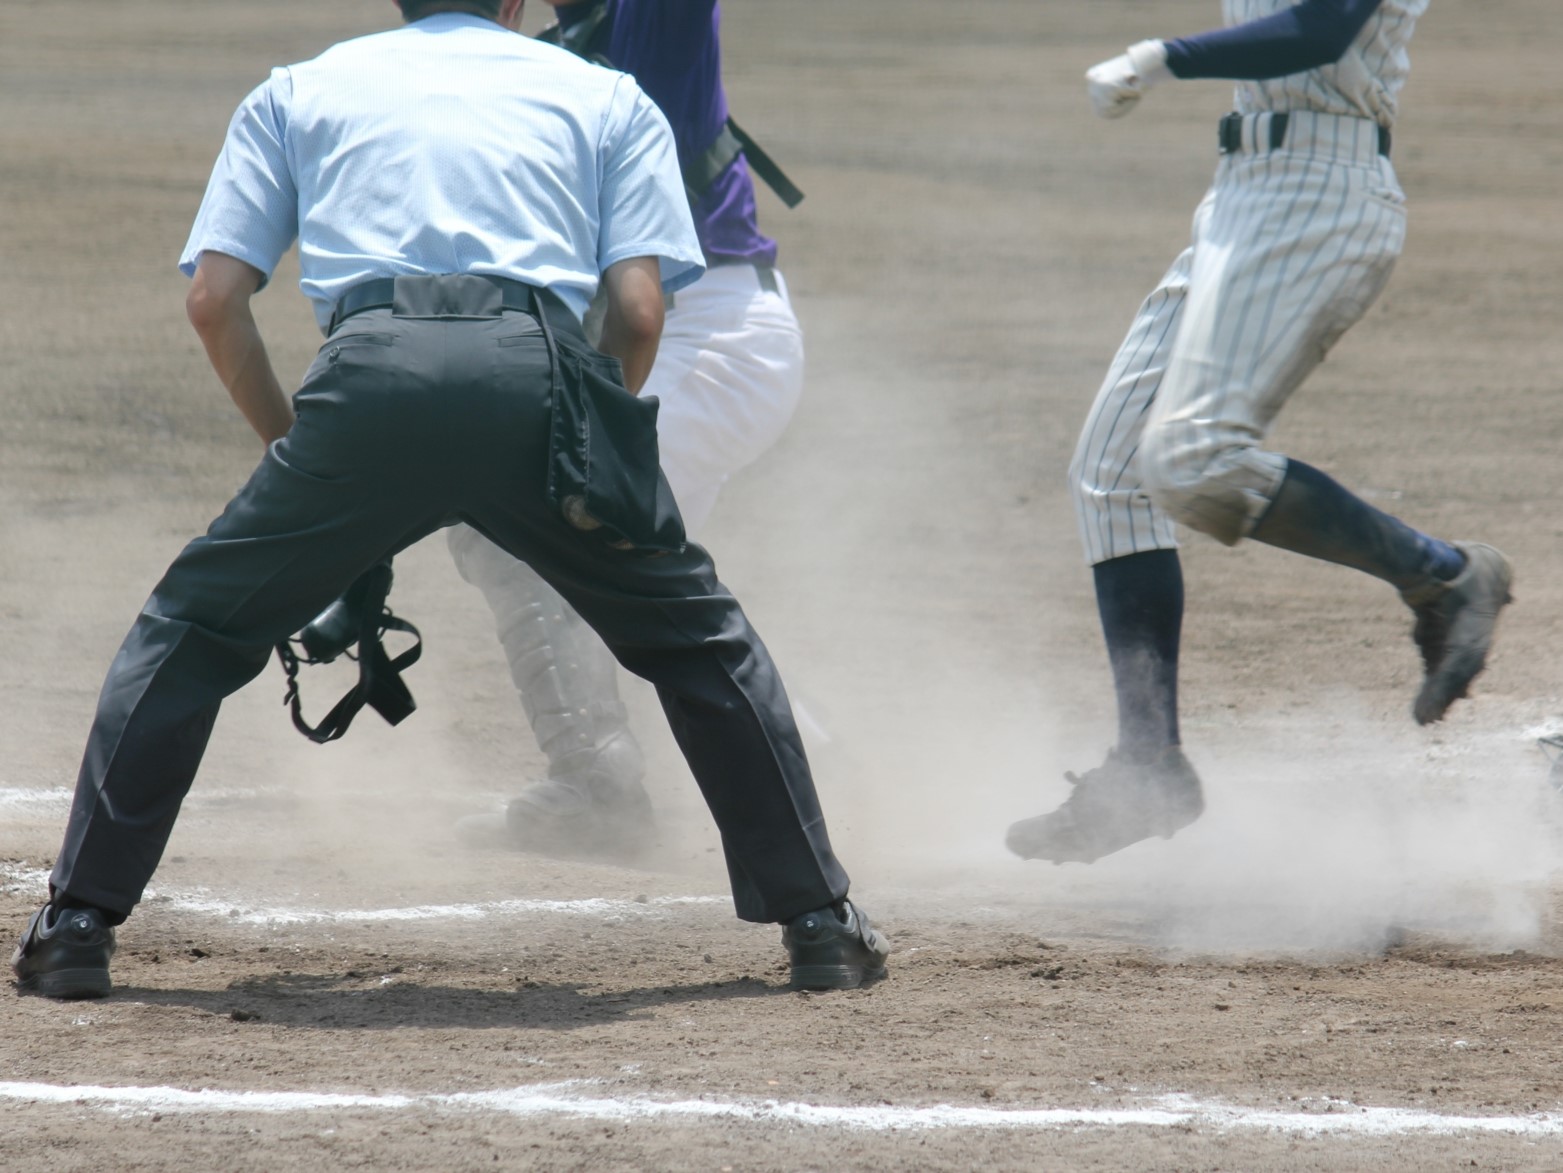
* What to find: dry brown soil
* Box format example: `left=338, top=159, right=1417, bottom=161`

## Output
left=4, top=1, right=1563, bottom=1169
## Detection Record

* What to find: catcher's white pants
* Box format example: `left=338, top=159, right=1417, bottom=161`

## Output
left=448, top=262, right=805, bottom=696
left=636, top=263, right=805, bottom=534
left=1071, top=110, right=1408, bottom=565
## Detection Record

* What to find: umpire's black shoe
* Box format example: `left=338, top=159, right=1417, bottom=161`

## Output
left=782, top=900, right=889, bottom=991
left=12, top=903, right=116, bottom=1000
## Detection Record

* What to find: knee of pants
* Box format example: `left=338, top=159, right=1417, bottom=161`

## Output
left=1138, top=425, right=1268, bottom=547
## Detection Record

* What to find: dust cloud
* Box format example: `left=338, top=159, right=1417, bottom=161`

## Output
left=22, top=290, right=1542, bottom=974
left=831, top=670, right=1563, bottom=958
left=205, top=467, right=1563, bottom=964
left=8, top=0, right=1559, bottom=973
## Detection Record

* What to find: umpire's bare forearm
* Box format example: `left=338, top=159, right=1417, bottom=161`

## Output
left=187, top=251, right=293, bottom=445
left=596, top=255, right=664, bottom=394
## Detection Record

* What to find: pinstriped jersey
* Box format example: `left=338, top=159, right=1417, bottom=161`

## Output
left=1226, top=0, right=1428, bottom=126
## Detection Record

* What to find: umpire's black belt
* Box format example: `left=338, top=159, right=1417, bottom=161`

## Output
left=328, top=274, right=583, bottom=339
left=1219, top=111, right=1390, bottom=159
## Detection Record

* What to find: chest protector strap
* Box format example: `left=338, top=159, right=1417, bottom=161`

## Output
left=539, top=4, right=804, bottom=208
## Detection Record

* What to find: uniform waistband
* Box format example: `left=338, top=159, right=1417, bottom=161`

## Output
left=1218, top=111, right=1390, bottom=164
left=665, top=262, right=780, bottom=312
left=328, top=274, right=582, bottom=339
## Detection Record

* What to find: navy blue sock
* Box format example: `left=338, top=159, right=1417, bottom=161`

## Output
left=1424, top=539, right=1465, bottom=581
left=1251, top=460, right=1465, bottom=589
left=1093, top=550, right=1183, bottom=760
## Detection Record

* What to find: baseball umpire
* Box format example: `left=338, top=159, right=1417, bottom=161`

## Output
left=12, top=0, right=888, bottom=999
left=1008, top=0, right=1514, bottom=865
left=448, top=0, right=811, bottom=858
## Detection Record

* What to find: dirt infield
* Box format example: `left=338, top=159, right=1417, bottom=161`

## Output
left=4, top=1, right=1563, bottom=1169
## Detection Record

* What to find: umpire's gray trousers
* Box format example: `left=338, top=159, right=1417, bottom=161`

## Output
left=50, top=290, right=849, bottom=925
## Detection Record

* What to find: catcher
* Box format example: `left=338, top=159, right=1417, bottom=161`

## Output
left=449, top=0, right=811, bottom=858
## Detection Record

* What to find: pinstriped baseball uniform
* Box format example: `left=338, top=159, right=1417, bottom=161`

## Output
left=1071, top=0, right=1428, bottom=566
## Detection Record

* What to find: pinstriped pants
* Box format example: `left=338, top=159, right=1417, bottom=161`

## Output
left=1071, top=110, right=1408, bottom=565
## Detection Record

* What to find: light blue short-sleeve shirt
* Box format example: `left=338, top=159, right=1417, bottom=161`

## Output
left=179, top=13, right=705, bottom=331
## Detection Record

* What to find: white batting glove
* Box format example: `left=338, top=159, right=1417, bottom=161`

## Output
left=1085, top=40, right=1173, bottom=119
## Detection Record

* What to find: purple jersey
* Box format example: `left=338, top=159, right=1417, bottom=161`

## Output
left=556, top=0, right=777, bottom=269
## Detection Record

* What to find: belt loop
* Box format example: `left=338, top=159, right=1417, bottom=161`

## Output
left=756, top=265, right=778, bottom=295
left=530, top=283, right=559, bottom=359
left=1218, top=112, right=1241, bottom=155
left=530, top=283, right=564, bottom=450
left=1267, top=111, right=1289, bottom=152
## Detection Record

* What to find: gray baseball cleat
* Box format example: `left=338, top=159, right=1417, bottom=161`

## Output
left=1402, top=542, right=1514, bottom=726
left=1006, top=746, right=1204, bottom=865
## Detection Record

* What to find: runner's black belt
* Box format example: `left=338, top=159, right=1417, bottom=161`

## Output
left=328, top=274, right=583, bottom=339
left=1218, top=111, right=1390, bottom=158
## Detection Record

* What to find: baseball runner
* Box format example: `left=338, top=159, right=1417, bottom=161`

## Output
left=11, top=0, right=888, bottom=999
left=448, top=0, right=809, bottom=857
left=1007, top=0, right=1514, bottom=865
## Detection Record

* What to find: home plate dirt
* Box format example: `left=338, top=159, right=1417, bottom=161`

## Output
left=4, top=2, right=1563, bottom=1169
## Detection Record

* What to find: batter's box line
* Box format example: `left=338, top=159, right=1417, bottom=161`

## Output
left=155, top=891, right=729, bottom=926
left=0, top=860, right=724, bottom=924
left=0, top=785, right=288, bottom=814
left=1, top=1080, right=1561, bottom=1138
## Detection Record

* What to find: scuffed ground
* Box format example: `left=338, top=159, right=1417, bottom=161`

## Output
left=4, top=1, right=1563, bottom=1168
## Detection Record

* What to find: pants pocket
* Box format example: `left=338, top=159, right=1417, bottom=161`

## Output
left=547, top=348, right=686, bottom=555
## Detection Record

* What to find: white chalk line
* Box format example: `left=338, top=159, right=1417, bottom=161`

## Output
left=0, top=860, right=725, bottom=925
left=1, top=1080, right=1559, bottom=1138
left=161, top=892, right=727, bottom=926
left=0, top=785, right=293, bottom=816
left=0, top=787, right=72, bottom=813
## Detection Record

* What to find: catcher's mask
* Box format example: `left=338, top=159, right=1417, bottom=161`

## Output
left=275, top=561, right=423, bottom=744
